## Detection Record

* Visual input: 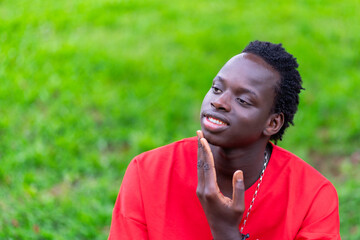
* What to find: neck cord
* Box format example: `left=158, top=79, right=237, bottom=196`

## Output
left=239, top=146, right=270, bottom=239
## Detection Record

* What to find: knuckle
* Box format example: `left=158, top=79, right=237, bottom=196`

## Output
left=203, top=188, right=217, bottom=199
left=203, top=162, right=210, bottom=171
left=235, top=183, right=245, bottom=191
left=196, top=186, right=204, bottom=197
left=233, top=206, right=245, bottom=213
left=235, top=180, right=245, bottom=190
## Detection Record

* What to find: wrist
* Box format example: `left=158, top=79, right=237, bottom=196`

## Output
left=211, top=226, right=242, bottom=240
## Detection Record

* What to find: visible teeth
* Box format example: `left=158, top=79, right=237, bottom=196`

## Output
left=208, top=116, right=226, bottom=125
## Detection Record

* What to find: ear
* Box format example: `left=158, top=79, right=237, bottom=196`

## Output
left=263, top=113, right=284, bottom=137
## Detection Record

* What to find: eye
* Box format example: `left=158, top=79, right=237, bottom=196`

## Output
left=212, top=86, right=222, bottom=94
left=237, top=98, right=250, bottom=106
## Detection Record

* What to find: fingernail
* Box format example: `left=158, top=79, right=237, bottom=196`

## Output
left=235, top=170, right=243, bottom=181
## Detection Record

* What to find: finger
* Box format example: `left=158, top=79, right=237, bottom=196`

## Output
left=232, top=170, right=245, bottom=213
left=196, top=130, right=204, bottom=161
left=197, top=131, right=205, bottom=194
left=196, top=130, right=204, bottom=139
left=201, top=138, right=218, bottom=194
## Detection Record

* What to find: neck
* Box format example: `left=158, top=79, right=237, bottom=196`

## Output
left=210, top=140, right=271, bottom=197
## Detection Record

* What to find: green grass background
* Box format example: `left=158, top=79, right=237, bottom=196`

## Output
left=0, top=0, right=359, bottom=239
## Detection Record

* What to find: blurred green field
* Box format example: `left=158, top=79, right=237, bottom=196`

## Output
left=0, top=0, right=359, bottom=239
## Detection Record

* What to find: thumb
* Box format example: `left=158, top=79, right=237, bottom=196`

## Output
left=232, top=170, right=245, bottom=213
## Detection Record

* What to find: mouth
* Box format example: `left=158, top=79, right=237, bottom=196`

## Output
left=202, top=113, right=229, bottom=132
left=206, top=115, right=228, bottom=126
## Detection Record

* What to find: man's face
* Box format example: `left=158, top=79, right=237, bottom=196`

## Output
left=200, top=53, right=280, bottom=148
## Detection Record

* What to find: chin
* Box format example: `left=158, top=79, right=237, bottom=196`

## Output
left=202, top=129, right=232, bottom=148
left=202, top=128, right=260, bottom=149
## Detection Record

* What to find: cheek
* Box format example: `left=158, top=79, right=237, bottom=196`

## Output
left=234, top=109, right=268, bottom=130
left=200, top=91, right=212, bottom=108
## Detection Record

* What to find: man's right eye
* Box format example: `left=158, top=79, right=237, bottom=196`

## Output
left=212, top=86, right=222, bottom=93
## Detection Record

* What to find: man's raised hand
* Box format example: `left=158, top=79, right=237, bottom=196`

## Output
left=196, top=130, right=245, bottom=240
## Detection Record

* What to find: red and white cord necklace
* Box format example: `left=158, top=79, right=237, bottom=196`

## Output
left=239, top=147, right=270, bottom=240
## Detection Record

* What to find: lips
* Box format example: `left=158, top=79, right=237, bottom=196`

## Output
left=202, top=113, right=229, bottom=132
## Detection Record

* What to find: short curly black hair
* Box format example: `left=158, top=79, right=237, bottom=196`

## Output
left=242, top=40, right=304, bottom=142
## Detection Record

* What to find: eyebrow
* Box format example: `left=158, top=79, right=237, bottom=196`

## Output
left=214, top=76, right=258, bottom=97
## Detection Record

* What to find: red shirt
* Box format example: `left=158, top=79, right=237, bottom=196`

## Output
left=109, top=137, right=340, bottom=240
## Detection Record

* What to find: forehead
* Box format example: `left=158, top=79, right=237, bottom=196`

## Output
left=218, top=53, right=280, bottom=87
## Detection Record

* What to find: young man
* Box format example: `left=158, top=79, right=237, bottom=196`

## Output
left=108, top=41, right=341, bottom=239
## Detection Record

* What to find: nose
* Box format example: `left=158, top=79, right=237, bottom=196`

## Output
left=211, top=92, right=231, bottom=112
